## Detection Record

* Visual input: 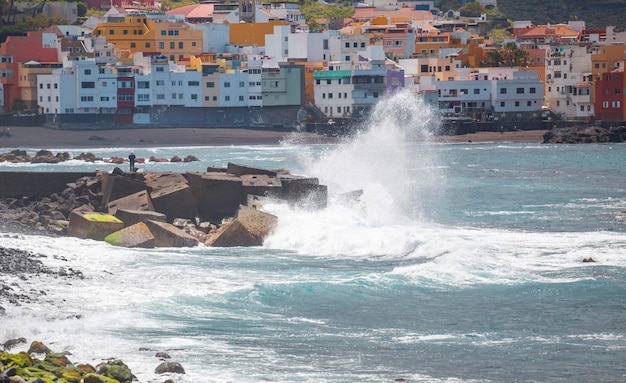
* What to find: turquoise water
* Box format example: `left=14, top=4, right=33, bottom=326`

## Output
left=1, top=94, right=626, bottom=382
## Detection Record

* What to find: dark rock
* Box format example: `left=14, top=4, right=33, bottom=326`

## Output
left=154, top=362, right=185, bottom=374
left=183, top=155, right=199, bottom=162
left=27, top=341, right=51, bottom=354
left=155, top=352, right=170, bottom=359
left=543, top=125, right=626, bottom=144
left=2, top=337, right=26, bottom=350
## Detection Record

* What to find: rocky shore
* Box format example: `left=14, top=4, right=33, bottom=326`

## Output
left=542, top=125, right=626, bottom=144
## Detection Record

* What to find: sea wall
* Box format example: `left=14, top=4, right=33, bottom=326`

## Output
left=0, top=172, right=94, bottom=198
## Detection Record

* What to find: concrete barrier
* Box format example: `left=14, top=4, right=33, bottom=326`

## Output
left=0, top=172, right=94, bottom=198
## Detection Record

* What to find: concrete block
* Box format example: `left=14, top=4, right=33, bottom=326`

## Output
left=278, top=176, right=320, bottom=199
left=206, top=204, right=277, bottom=247
left=104, top=222, right=155, bottom=248
left=115, top=209, right=167, bottom=228
left=101, top=173, right=149, bottom=205
left=185, top=171, right=243, bottom=220
left=150, top=183, right=197, bottom=222
left=68, top=210, right=124, bottom=240
left=145, top=220, right=199, bottom=248
left=144, top=172, right=188, bottom=192
left=286, top=182, right=328, bottom=210
left=106, top=190, right=154, bottom=216
left=241, top=174, right=283, bottom=200
left=227, top=162, right=277, bottom=177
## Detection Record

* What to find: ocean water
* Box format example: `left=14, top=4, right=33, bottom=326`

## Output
left=1, top=92, right=626, bottom=383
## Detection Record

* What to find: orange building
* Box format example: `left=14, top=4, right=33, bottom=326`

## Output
left=0, top=31, right=58, bottom=112
left=228, top=20, right=289, bottom=47
left=92, top=15, right=203, bottom=63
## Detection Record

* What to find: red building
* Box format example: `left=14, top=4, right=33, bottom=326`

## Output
left=594, top=67, right=624, bottom=121
left=0, top=31, right=58, bottom=112
left=115, top=67, right=136, bottom=124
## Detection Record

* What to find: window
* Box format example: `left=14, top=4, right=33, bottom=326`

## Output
left=156, top=67, right=164, bottom=72
left=239, top=95, right=244, bottom=101
left=137, top=81, right=150, bottom=89
left=345, top=56, right=350, bottom=61
left=84, top=69, right=91, bottom=75
left=580, top=105, right=584, bottom=112
left=137, top=94, right=150, bottom=101
left=161, top=30, right=166, bottom=36
left=345, top=42, right=350, bottom=48
left=101, top=96, right=109, bottom=101
left=178, top=42, right=183, bottom=49
left=516, top=87, right=524, bottom=94
left=80, top=96, right=94, bottom=102
left=172, top=93, right=177, bottom=99
left=224, top=82, right=230, bottom=88
left=145, top=42, right=151, bottom=48
left=192, top=42, right=196, bottom=47
left=225, top=96, right=230, bottom=101
left=109, top=29, right=114, bottom=35
left=515, top=101, right=520, bottom=107
left=353, top=42, right=358, bottom=48
left=602, top=101, right=609, bottom=108
left=328, top=93, right=333, bottom=99
left=156, top=80, right=164, bottom=86
left=316, top=79, right=320, bottom=85
left=361, top=42, right=365, bottom=48
left=170, top=42, right=175, bottom=49
left=500, top=101, right=505, bottom=107
left=206, top=82, right=215, bottom=88
left=39, top=83, right=43, bottom=89
left=373, top=92, right=379, bottom=98
left=421, top=64, right=428, bottom=73
left=474, top=89, right=480, bottom=94
left=159, top=42, right=164, bottom=49
left=612, top=101, right=621, bottom=108
left=326, top=79, right=331, bottom=85
left=527, top=101, right=531, bottom=106
left=530, top=87, right=536, bottom=94
left=123, top=29, right=129, bottom=35
left=188, top=81, right=200, bottom=86
left=191, top=94, right=198, bottom=100
left=500, top=88, right=507, bottom=94
left=239, top=81, right=245, bottom=87
left=81, top=81, right=95, bottom=88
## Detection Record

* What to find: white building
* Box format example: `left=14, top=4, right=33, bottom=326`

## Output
left=544, top=45, right=594, bottom=119
left=220, top=71, right=249, bottom=107
left=37, top=57, right=117, bottom=115
left=313, top=62, right=354, bottom=118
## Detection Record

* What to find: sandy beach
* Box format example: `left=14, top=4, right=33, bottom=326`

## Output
left=0, top=126, right=548, bottom=149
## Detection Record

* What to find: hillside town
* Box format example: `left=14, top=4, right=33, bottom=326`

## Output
left=0, top=0, right=625, bottom=133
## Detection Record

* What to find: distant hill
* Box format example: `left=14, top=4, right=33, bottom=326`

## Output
left=496, top=0, right=626, bottom=29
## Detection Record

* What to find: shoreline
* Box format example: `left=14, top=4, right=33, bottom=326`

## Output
left=0, top=126, right=548, bottom=149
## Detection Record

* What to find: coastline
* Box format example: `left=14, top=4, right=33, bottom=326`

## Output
left=0, top=126, right=548, bottom=149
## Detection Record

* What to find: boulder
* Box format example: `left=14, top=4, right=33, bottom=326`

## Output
left=115, top=209, right=167, bottom=227
left=154, top=362, right=185, bottom=374
left=106, top=190, right=154, bottom=216
left=206, top=205, right=277, bottom=247
left=68, top=210, right=124, bottom=241
left=145, top=220, right=198, bottom=248
left=105, top=222, right=155, bottom=248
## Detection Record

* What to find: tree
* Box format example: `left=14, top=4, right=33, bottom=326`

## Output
left=459, top=1, right=485, bottom=17
left=76, top=2, right=87, bottom=17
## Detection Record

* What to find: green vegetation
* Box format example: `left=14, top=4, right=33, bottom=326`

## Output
left=497, top=0, right=626, bottom=29
left=300, top=0, right=354, bottom=26
left=482, top=42, right=530, bottom=67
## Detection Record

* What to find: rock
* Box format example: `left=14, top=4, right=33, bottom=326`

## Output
left=145, top=220, right=198, bottom=248
left=96, top=360, right=133, bottom=383
left=75, top=152, right=96, bottom=162
left=3, top=337, right=26, bottom=350
left=543, top=125, right=626, bottom=144
left=148, top=156, right=168, bottom=163
left=154, top=362, right=185, bottom=374
left=68, top=210, right=124, bottom=241
left=105, top=222, right=155, bottom=248
left=183, top=155, right=199, bottom=162
left=151, top=184, right=197, bottom=223
left=206, top=205, right=277, bottom=247
left=27, top=341, right=51, bottom=354
left=82, top=373, right=120, bottom=383
left=170, top=155, right=181, bottom=163
left=155, top=352, right=170, bottom=359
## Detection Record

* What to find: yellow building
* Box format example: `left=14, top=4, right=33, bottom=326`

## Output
left=92, top=15, right=203, bottom=63
left=591, top=45, right=626, bottom=81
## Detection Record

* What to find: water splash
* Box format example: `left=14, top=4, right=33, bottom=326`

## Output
left=264, top=91, right=443, bottom=256
left=301, top=89, right=441, bottom=223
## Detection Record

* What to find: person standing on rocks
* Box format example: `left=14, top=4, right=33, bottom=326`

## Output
left=128, top=152, right=136, bottom=172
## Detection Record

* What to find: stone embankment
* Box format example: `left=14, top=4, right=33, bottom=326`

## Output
left=0, top=163, right=328, bottom=248
left=0, top=149, right=200, bottom=165
left=543, top=125, right=626, bottom=144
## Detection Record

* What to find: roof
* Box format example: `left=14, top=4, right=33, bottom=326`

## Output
left=518, top=24, right=579, bottom=39
left=167, top=4, right=215, bottom=18
left=313, top=70, right=352, bottom=79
